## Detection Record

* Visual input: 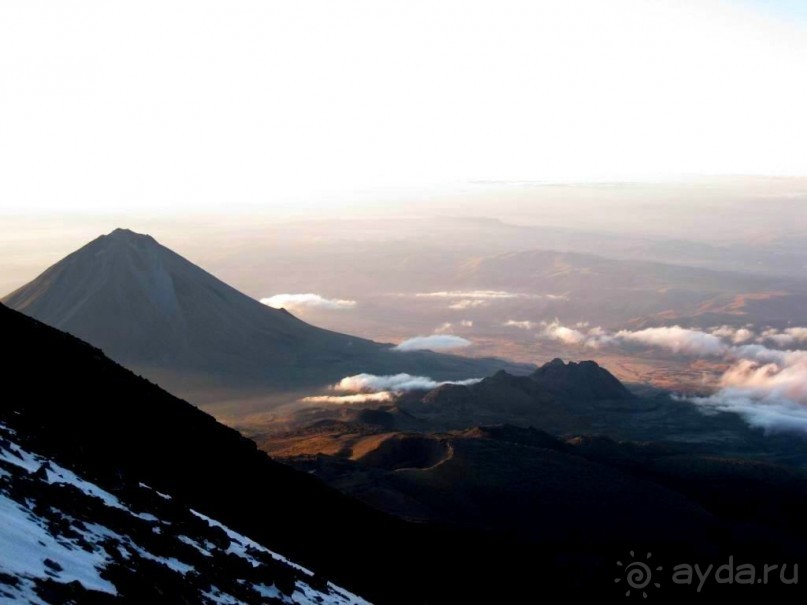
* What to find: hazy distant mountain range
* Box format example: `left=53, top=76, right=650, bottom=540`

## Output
left=452, top=248, right=807, bottom=327
left=191, top=220, right=807, bottom=390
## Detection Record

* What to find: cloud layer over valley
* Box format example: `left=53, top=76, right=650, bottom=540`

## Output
left=261, top=293, right=357, bottom=311
left=513, top=319, right=807, bottom=434
left=393, top=335, right=472, bottom=352
left=300, top=373, right=483, bottom=405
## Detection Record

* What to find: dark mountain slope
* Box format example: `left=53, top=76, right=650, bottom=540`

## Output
left=0, top=303, right=390, bottom=596
left=0, top=302, right=549, bottom=604
left=0, top=420, right=368, bottom=604
left=5, top=304, right=807, bottom=600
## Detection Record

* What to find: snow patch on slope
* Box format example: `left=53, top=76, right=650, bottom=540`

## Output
left=0, top=422, right=370, bottom=604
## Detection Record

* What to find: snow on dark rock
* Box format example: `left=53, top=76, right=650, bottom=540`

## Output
left=0, top=422, right=370, bottom=605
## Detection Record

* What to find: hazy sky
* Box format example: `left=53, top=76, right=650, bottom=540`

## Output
left=1, top=0, right=806, bottom=214
left=742, top=0, right=807, bottom=21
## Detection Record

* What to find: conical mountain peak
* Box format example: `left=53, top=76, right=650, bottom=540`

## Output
left=2, top=229, right=321, bottom=376
left=105, top=227, right=156, bottom=242
left=92, top=228, right=161, bottom=254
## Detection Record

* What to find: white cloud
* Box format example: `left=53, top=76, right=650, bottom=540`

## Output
left=629, top=331, right=807, bottom=434
left=710, top=325, right=737, bottom=339
left=300, top=392, right=395, bottom=405
left=533, top=319, right=807, bottom=432
left=449, top=299, right=488, bottom=310
left=504, top=320, right=539, bottom=330
left=260, top=293, right=357, bottom=311
left=333, top=372, right=482, bottom=393
left=420, top=290, right=522, bottom=309
left=541, top=320, right=588, bottom=346
left=706, top=326, right=807, bottom=348
left=416, top=290, right=524, bottom=299
left=687, top=352, right=807, bottom=434
left=534, top=319, right=612, bottom=347
left=730, top=344, right=787, bottom=365
left=614, top=326, right=728, bottom=357
left=786, top=327, right=807, bottom=341
left=435, top=320, right=474, bottom=333
left=414, top=290, right=565, bottom=310
left=686, top=390, right=807, bottom=434
left=719, top=355, right=807, bottom=402
left=302, top=372, right=484, bottom=404
left=302, top=372, right=483, bottom=405
left=393, top=334, right=472, bottom=352
left=760, top=327, right=807, bottom=347
left=709, top=325, right=755, bottom=344
left=536, top=321, right=731, bottom=355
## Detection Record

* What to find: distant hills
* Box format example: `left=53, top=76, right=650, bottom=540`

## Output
left=453, top=248, right=807, bottom=327
left=269, top=358, right=807, bottom=464
left=2, top=229, right=524, bottom=402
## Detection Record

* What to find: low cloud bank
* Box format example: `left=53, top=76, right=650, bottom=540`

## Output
left=504, top=320, right=539, bottom=330
left=260, top=293, right=357, bottom=310
left=760, top=327, right=807, bottom=347
left=616, top=326, right=728, bottom=357
left=416, top=290, right=525, bottom=300
left=527, top=320, right=807, bottom=359
left=334, top=373, right=482, bottom=393
left=300, top=373, right=483, bottom=405
left=301, top=392, right=394, bottom=405
left=524, top=319, right=807, bottom=434
left=688, top=392, right=807, bottom=434
left=412, top=290, right=566, bottom=310
left=393, top=334, right=472, bottom=352
left=686, top=352, right=807, bottom=433
left=449, top=299, right=487, bottom=310
left=435, top=320, right=473, bottom=333
left=710, top=325, right=755, bottom=344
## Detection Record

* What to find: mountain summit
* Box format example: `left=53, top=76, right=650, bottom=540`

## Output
left=529, top=358, right=634, bottom=401
left=3, top=229, right=519, bottom=399
left=3, top=228, right=329, bottom=378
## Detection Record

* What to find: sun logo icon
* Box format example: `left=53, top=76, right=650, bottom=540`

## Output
left=615, top=551, right=662, bottom=598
